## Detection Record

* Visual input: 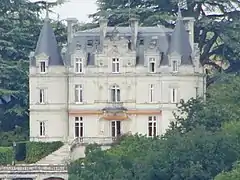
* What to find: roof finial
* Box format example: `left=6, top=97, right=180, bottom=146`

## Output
left=45, top=1, right=49, bottom=21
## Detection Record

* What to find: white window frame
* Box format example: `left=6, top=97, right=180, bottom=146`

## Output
left=75, top=84, right=83, bottom=104
left=171, top=88, right=177, bottom=103
left=39, top=121, right=46, bottom=137
left=39, top=89, right=45, bottom=104
left=112, top=58, right=120, bottom=73
left=172, top=60, right=178, bottom=72
left=148, top=116, right=157, bottom=137
left=75, top=58, right=84, bottom=73
left=75, top=117, right=84, bottom=138
left=149, top=58, right=156, bottom=73
left=111, top=85, right=120, bottom=102
left=149, top=84, right=154, bottom=103
left=40, top=61, right=47, bottom=73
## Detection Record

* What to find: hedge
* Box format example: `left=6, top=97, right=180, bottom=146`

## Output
left=25, top=141, right=63, bottom=163
left=0, top=147, right=13, bottom=165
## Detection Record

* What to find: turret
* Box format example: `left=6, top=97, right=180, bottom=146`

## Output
left=30, top=13, right=63, bottom=73
left=168, top=8, right=193, bottom=66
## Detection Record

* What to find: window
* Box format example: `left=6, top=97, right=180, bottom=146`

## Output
left=171, top=88, right=177, bottom=103
left=195, top=87, right=199, bottom=98
left=112, top=58, right=120, bottom=73
left=40, top=61, right=46, bottom=73
left=39, top=89, right=45, bottom=104
left=75, top=58, right=83, bottom=73
left=149, top=58, right=156, bottom=73
left=148, top=116, right=157, bottom=137
left=111, top=85, right=120, bottom=102
left=39, top=121, right=46, bottom=136
left=87, top=40, right=93, bottom=46
left=172, top=61, right=178, bottom=72
left=75, top=85, right=83, bottom=103
left=140, top=39, right=144, bottom=45
left=75, top=117, right=83, bottom=138
left=149, top=84, right=154, bottom=102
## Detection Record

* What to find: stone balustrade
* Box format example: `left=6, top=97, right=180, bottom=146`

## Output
left=0, top=164, right=67, bottom=174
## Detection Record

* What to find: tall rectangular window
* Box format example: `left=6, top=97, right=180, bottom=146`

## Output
left=171, top=88, right=177, bottom=103
left=149, top=84, right=154, bottom=102
left=111, top=85, right=120, bottom=102
left=148, top=116, right=157, bottom=137
left=75, top=117, right=83, bottom=138
left=39, top=89, right=45, bottom=104
left=75, top=58, right=83, bottom=73
left=40, top=61, right=46, bottom=73
left=75, top=85, right=83, bottom=103
left=112, top=58, right=120, bottom=73
left=149, top=58, right=156, bottom=73
left=172, top=61, right=178, bottom=72
left=39, top=121, right=46, bottom=136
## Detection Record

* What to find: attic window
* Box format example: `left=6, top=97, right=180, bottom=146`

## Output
left=87, top=40, right=93, bottom=46
left=128, top=40, right=132, bottom=50
left=87, top=53, right=91, bottom=64
left=140, top=39, right=144, bottom=45
left=76, top=42, right=81, bottom=49
left=40, top=61, right=46, bottom=73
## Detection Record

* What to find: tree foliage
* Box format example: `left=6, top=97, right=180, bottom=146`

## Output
left=89, top=0, right=240, bottom=73
left=0, top=0, right=66, bottom=143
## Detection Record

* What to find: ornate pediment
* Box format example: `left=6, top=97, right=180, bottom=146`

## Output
left=35, top=53, right=49, bottom=60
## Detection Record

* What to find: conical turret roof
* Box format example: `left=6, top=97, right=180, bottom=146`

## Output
left=35, top=16, right=63, bottom=65
left=169, top=8, right=192, bottom=64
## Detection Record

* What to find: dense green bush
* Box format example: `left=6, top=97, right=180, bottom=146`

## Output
left=25, top=141, right=63, bottom=163
left=0, top=147, right=13, bottom=165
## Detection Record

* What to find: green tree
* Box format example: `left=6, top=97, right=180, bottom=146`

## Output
left=215, top=163, right=240, bottom=180
left=90, top=0, right=240, bottom=73
left=0, top=0, right=67, bottom=144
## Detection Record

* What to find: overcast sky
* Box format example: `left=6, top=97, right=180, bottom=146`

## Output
left=30, top=0, right=97, bottom=22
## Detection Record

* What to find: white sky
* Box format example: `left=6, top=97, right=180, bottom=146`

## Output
left=30, top=0, right=97, bottom=23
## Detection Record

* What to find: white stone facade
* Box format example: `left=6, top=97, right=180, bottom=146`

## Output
left=29, top=16, right=205, bottom=143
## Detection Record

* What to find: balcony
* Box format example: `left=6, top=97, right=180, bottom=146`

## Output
left=101, top=102, right=128, bottom=120
left=102, top=101, right=127, bottom=113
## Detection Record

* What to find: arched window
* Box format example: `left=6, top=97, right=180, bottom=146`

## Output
left=110, top=85, right=120, bottom=102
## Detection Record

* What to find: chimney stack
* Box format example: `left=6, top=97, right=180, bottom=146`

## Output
left=66, top=18, right=78, bottom=45
left=183, top=17, right=195, bottom=51
left=129, top=18, right=139, bottom=50
left=99, top=17, right=108, bottom=48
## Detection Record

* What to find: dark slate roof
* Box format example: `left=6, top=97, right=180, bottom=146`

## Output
left=33, top=18, right=63, bottom=66
left=79, top=26, right=173, bottom=34
left=169, top=9, right=193, bottom=65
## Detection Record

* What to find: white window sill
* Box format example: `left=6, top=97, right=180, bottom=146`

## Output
left=38, top=102, right=47, bottom=105
left=75, top=102, right=84, bottom=104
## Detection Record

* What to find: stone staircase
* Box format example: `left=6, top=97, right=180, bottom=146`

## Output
left=35, top=144, right=70, bottom=165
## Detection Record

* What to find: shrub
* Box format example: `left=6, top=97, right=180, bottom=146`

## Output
left=0, top=147, right=13, bottom=165
left=25, top=141, right=63, bottom=163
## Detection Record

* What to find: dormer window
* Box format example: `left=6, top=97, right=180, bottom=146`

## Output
left=87, top=40, right=93, bottom=46
left=75, top=58, right=83, bottom=73
left=172, top=60, right=178, bottom=72
left=140, top=39, right=144, bottom=45
left=40, top=61, right=46, bottom=73
left=149, top=58, right=156, bottom=73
